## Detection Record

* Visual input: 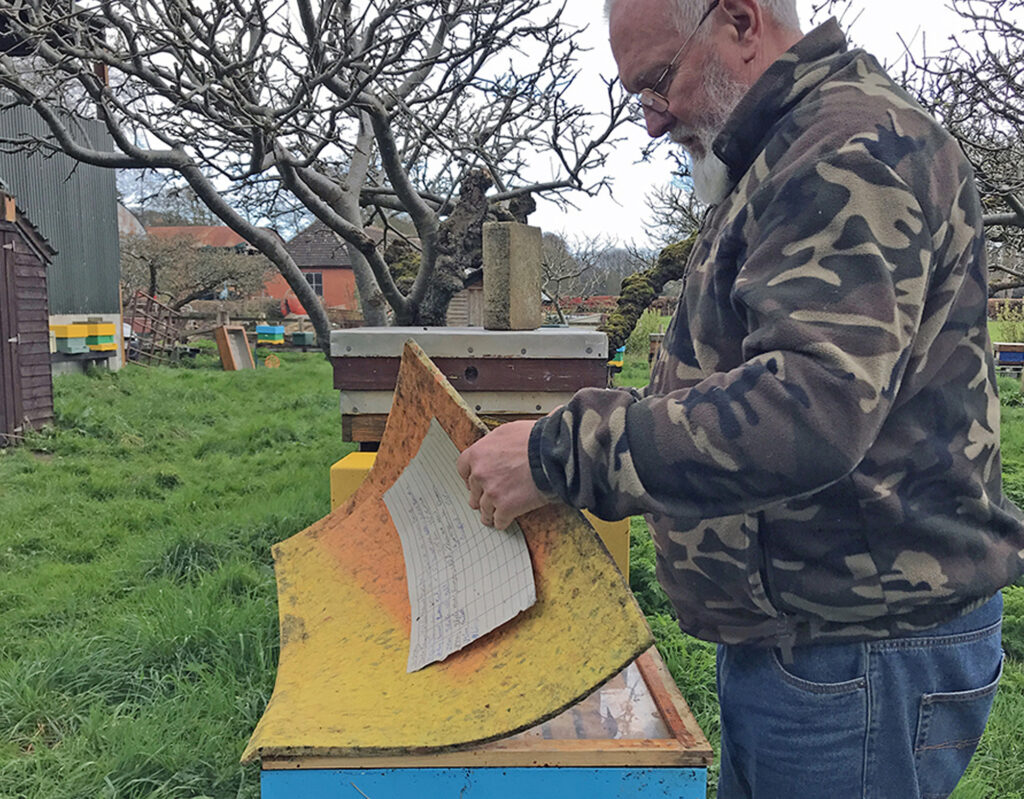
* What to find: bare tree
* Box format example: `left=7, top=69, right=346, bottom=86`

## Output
left=643, top=178, right=706, bottom=247
left=811, top=0, right=1024, bottom=291
left=541, top=232, right=611, bottom=322
left=0, top=0, right=630, bottom=351
left=120, top=233, right=273, bottom=311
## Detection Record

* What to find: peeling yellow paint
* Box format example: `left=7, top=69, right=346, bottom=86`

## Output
left=242, top=341, right=652, bottom=761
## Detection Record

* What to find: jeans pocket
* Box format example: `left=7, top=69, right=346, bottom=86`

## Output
left=914, top=653, right=1004, bottom=799
left=769, top=645, right=866, bottom=695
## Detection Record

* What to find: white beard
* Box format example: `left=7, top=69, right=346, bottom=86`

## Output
left=691, top=149, right=731, bottom=205
left=671, top=50, right=749, bottom=206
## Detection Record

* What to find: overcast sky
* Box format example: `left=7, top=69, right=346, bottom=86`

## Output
left=537, top=0, right=969, bottom=248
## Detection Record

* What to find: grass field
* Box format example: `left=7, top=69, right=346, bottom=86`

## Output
left=0, top=351, right=351, bottom=797
left=0, top=349, right=1022, bottom=797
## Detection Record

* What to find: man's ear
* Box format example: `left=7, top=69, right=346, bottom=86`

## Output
left=719, top=0, right=762, bottom=63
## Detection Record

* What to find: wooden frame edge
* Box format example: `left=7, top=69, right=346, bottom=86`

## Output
left=259, top=647, right=713, bottom=770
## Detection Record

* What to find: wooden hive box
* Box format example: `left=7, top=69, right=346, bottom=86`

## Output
left=259, top=649, right=712, bottom=798
left=251, top=341, right=711, bottom=797
left=330, top=326, right=609, bottom=445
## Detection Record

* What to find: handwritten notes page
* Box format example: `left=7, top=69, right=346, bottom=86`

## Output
left=384, top=418, right=537, bottom=672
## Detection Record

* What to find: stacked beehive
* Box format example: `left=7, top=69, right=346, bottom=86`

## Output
left=256, top=324, right=285, bottom=345
left=50, top=323, right=90, bottom=354
left=51, top=321, right=118, bottom=355
left=86, top=322, right=118, bottom=353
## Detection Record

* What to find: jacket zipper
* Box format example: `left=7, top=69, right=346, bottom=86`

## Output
left=758, top=511, right=798, bottom=663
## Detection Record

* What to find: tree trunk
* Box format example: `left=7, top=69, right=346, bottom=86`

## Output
left=599, top=236, right=695, bottom=352
left=412, top=170, right=493, bottom=325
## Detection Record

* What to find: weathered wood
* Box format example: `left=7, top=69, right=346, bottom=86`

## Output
left=342, top=412, right=546, bottom=444
left=21, top=375, right=51, bottom=389
left=0, top=237, right=20, bottom=436
left=21, top=364, right=52, bottom=378
left=257, top=648, right=711, bottom=769
left=16, top=341, right=48, bottom=357
left=340, top=389, right=576, bottom=417
left=214, top=325, right=255, bottom=370
left=341, top=413, right=387, bottom=443
left=0, top=216, right=53, bottom=443
left=261, top=740, right=702, bottom=770
left=635, top=650, right=712, bottom=760
left=333, top=356, right=608, bottom=392
left=14, top=299, right=46, bottom=315
left=242, top=341, right=653, bottom=762
left=17, top=291, right=46, bottom=311
left=21, top=383, right=53, bottom=400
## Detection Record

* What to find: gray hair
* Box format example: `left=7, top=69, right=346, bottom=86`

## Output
left=605, top=0, right=801, bottom=35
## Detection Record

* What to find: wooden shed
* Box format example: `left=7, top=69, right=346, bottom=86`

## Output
left=0, top=191, right=56, bottom=445
left=446, top=268, right=485, bottom=326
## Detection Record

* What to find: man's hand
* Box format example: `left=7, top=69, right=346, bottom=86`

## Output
left=456, top=419, right=551, bottom=529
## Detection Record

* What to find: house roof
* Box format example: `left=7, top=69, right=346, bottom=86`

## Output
left=0, top=188, right=56, bottom=264
left=117, top=204, right=146, bottom=237
left=147, top=225, right=251, bottom=247
left=285, top=220, right=388, bottom=268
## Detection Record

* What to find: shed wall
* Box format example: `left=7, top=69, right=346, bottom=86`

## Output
left=0, top=106, right=119, bottom=315
left=0, top=225, right=53, bottom=437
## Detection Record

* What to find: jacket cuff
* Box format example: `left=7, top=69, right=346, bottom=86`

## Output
left=528, top=415, right=557, bottom=497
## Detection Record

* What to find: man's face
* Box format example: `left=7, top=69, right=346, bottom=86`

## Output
left=610, top=0, right=750, bottom=203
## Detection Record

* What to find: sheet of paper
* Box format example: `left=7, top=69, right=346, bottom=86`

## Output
left=384, top=418, right=537, bottom=672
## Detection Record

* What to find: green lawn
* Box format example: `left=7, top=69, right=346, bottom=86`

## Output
left=0, top=350, right=1021, bottom=798
left=0, top=351, right=351, bottom=798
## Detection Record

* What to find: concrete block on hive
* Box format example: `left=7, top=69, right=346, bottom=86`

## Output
left=482, top=222, right=542, bottom=331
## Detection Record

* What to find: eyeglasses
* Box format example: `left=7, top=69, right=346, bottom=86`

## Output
left=638, top=0, right=720, bottom=114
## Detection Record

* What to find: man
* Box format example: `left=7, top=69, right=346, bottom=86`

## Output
left=457, top=1, right=1024, bottom=796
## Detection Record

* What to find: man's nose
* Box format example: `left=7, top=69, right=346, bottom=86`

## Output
left=644, top=106, right=675, bottom=138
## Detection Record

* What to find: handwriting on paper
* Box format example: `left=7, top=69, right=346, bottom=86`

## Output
left=384, top=418, right=537, bottom=672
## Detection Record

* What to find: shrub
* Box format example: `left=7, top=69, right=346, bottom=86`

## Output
left=993, top=301, right=1024, bottom=343
left=625, top=309, right=665, bottom=359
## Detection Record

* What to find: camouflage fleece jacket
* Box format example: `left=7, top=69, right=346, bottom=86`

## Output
left=528, top=20, right=1024, bottom=649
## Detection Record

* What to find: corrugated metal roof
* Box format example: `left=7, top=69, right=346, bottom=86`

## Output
left=0, top=105, right=119, bottom=315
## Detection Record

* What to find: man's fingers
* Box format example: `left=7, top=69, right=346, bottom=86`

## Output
left=456, top=450, right=471, bottom=482
left=479, top=495, right=496, bottom=527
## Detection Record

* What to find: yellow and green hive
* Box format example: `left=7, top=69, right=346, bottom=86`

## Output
left=51, top=321, right=117, bottom=354
left=85, top=322, right=117, bottom=352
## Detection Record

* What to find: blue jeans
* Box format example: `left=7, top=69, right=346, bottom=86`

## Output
left=716, top=593, right=1004, bottom=799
